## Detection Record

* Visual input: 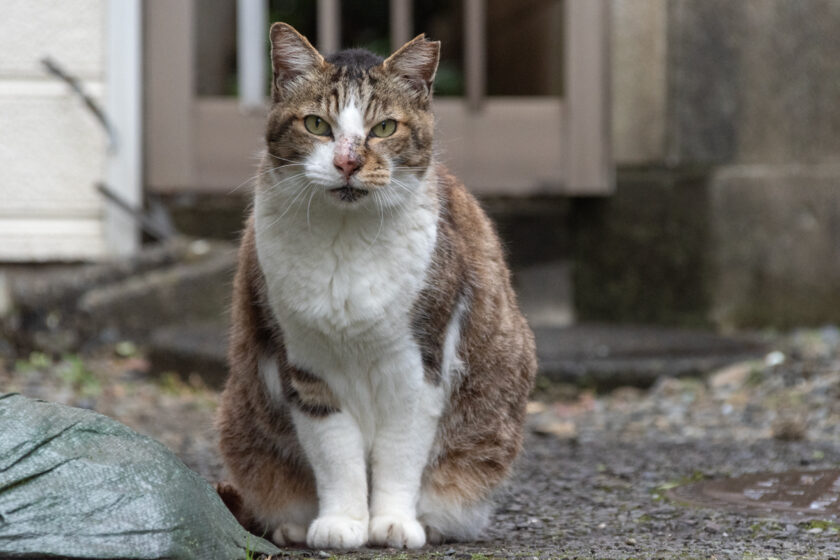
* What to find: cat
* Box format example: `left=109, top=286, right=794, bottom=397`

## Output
left=217, top=22, right=537, bottom=550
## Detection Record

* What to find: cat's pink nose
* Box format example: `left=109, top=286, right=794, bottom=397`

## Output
left=333, top=152, right=361, bottom=178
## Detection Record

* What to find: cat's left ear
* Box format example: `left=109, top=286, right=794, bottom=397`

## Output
left=270, top=22, right=324, bottom=100
left=383, top=34, right=441, bottom=97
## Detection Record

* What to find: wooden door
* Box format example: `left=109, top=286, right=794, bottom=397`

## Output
left=144, top=0, right=612, bottom=196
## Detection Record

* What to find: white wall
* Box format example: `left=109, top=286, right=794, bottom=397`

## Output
left=0, top=0, right=108, bottom=261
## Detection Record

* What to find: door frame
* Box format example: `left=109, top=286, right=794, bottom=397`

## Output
left=144, top=0, right=612, bottom=196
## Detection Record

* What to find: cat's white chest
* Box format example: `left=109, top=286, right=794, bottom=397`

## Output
left=254, top=183, right=437, bottom=345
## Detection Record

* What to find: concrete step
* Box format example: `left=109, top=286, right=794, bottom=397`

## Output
left=1, top=239, right=236, bottom=355
left=148, top=322, right=229, bottom=389
left=147, top=321, right=767, bottom=391
left=536, top=323, right=767, bottom=389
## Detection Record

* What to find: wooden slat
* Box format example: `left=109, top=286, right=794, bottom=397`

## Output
left=237, top=0, right=267, bottom=112
left=193, top=98, right=266, bottom=193
left=564, top=0, right=613, bottom=195
left=0, top=218, right=106, bottom=262
left=434, top=98, right=565, bottom=195
left=390, top=0, right=413, bottom=50
left=144, top=0, right=195, bottom=190
left=105, top=0, right=142, bottom=256
left=464, top=0, right=486, bottom=112
left=176, top=97, right=566, bottom=195
left=317, top=0, right=340, bottom=54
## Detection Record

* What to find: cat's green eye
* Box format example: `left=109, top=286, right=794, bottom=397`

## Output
left=304, top=115, right=332, bottom=136
left=370, top=119, right=397, bottom=138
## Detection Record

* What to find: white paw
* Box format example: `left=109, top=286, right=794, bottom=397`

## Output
left=271, top=521, right=308, bottom=546
left=369, top=515, right=427, bottom=549
left=306, top=515, right=368, bottom=549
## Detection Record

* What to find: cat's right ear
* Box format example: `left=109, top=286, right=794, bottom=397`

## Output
left=384, top=34, right=441, bottom=98
left=270, top=23, right=324, bottom=100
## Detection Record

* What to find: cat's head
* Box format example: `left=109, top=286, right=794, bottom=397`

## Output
left=263, top=23, right=440, bottom=208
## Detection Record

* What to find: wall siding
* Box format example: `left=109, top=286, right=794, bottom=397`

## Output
left=0, top=0, right=108, bottom=261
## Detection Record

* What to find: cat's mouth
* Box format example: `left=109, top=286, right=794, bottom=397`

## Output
left=328, top=186, right=369, bottom=203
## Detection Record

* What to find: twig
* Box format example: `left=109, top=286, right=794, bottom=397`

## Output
left=41, top=56, right=118, bottom=152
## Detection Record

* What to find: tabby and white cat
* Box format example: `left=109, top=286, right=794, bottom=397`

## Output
left=217, top=23, right=536, bottom=550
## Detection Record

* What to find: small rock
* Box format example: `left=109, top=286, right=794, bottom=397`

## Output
left=526, top=401, right=546, bottom=414
left=709, top=361, right=755, bottom=391
left=772, top=417, right=807, bottom=441
left=765, top=351, right=786, bottom=367
left=625, top=537, right=637, bottom=546
left=533, top=420, right=577, bottom=440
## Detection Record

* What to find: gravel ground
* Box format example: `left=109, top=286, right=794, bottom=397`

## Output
left=3, top=328, right=840, bottom=559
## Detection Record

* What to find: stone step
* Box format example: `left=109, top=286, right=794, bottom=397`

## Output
left=148, top=322, right=229, bottom=389
left=1, top=239, right=237, bottom=355
left=147, top=321, right=767, bottom=391
left=536, top=324, right=767, bottom=389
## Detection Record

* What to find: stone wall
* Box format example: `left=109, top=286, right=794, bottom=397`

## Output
left=579, top=0, right=840, bottom=328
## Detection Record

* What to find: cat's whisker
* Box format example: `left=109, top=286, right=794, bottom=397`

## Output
left=232, top=167, right=308, bottom=195
left=264, top=153, right=306, bottom=166
left=257, top=180, right=312, bottom=234
left=262, top=172, right=311, bottom=195
left=228, top=165, right=285, bottom=194
left=369, top=191, right=386, bottom=247
left=306, top=183, right=318, bottom=230
left=292, top=181, right=317, bottom=221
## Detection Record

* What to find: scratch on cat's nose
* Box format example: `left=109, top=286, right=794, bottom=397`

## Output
left=334, top=137, right=362, bottom=178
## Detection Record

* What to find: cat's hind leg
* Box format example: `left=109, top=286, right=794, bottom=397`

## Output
left=417, top=487, right=493, bottom=544
left=220, top=436, right=319, bottom=545
left=218, top=385, right=318, bottom=545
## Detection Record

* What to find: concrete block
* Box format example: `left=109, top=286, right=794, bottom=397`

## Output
left=78, top=250, right=236, bottom=339
left=667, top=0, right=840, bottom=165
left=1, top=240, right=236, bottom=354
left=735, top=1, right=840, bottom=165
left=572, top=167, right=712, bottom=326
left=612, top=0, right=667, bottom=164
left=667, top=0, right=743, bottom=164
left=711, top=164, right=840, bottom=328
left=536, top=324, right=765, bottom=389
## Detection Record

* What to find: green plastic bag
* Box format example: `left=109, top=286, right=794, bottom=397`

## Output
left=0, top=393, right=280, bottom=559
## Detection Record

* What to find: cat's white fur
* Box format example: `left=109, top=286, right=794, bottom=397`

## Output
left=254, top=99, right=466, bottom=548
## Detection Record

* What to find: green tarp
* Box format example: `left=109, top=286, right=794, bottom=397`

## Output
left=0, top=393, right=280, bottom=559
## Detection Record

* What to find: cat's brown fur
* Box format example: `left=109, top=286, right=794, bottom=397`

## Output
left=217, top=22, right=537, bottom=545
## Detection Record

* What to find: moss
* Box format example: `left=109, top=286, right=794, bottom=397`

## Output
left=571, top=166, right=713, bottom=327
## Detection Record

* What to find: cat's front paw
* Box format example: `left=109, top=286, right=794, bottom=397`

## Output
left=306, top=515, right=368, bottom=549
left=369, top=514, right=426, bottom=549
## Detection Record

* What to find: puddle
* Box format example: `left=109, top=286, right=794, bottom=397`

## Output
left=669, top=469, right=840, bottom=518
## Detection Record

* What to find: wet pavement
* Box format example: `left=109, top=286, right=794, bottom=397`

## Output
left=671, top=469, right=840, bottom=518
left=3, top=327, right=840, bottom=558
